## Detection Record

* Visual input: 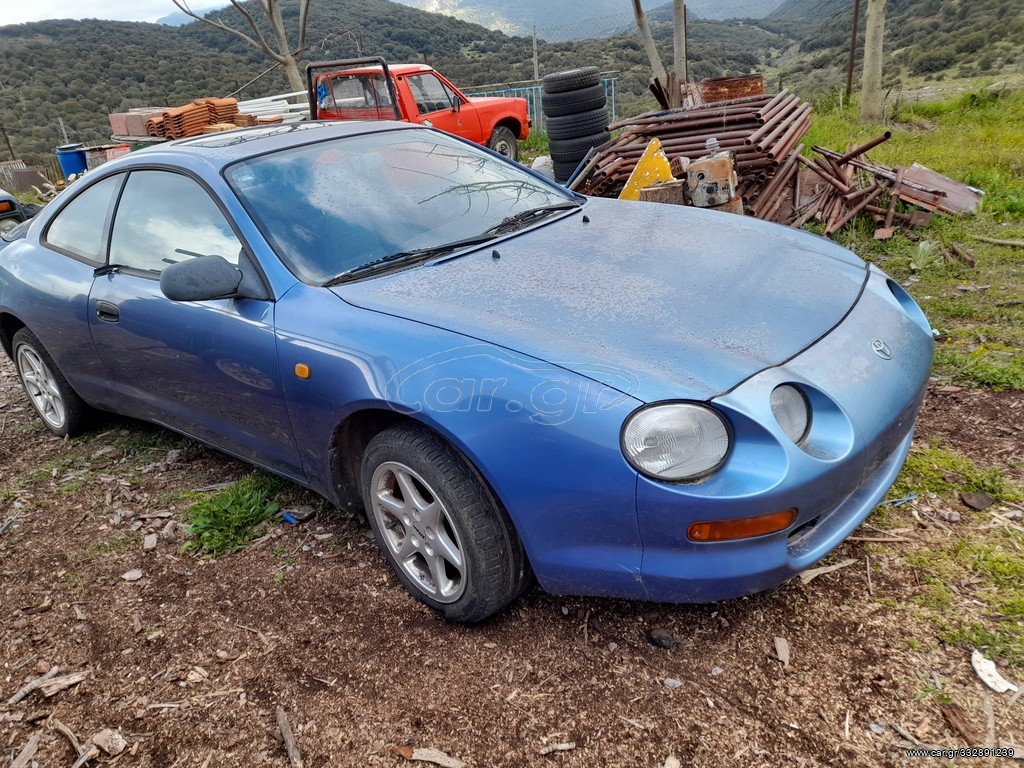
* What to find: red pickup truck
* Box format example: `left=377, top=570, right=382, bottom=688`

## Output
left=306, top=58, right=530, bottom=160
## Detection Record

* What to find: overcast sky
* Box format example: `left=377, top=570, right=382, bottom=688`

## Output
left=1, top=1, right=226, bottom=25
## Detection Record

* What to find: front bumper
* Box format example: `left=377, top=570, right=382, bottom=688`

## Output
left=636, top=266, right=933, bottom=602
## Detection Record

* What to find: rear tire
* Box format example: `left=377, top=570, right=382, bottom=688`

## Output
left=487, top=126, right=519, bottom=161
left=12, top=328, right=92, bottom=437
left=361, top=424, right=527, bottom=623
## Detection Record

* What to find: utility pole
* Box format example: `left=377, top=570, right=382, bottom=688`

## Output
left=846, top=0, right=861, bottom=101
left=0, top=123, right=15, bottom=160
left=532, top=25, right=539, bottom=82
left=673, top=0, right=688, bottom=85
left=860, top=0, right=887, bottom=121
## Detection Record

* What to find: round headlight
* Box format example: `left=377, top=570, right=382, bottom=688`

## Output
left=770, top=385, right=811, bottom=445
left=622, top=403, right=731, bottom=481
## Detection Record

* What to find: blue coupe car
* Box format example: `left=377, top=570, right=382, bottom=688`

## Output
left=0, top=122, right=933, bottom=622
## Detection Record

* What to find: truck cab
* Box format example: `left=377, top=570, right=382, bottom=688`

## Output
left=308, top=58, right=529, bottom=160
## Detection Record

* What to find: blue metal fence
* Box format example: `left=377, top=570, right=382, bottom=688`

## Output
left=463, top=78, right=617, bottom=134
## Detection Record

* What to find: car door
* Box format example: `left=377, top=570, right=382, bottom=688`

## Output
left=404, top=73, right=483, bottom=143
left=17, top=174, right=125, bottom=408
left=87, top=168, right=304, bottom=478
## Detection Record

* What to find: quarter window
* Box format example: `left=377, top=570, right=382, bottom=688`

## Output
left=44, top=174, right=122, bottom=264
left=109, top=171, right=242, bottom=274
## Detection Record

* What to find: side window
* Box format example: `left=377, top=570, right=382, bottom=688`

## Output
left=407, top=74, right=458, bottom=114
left=44, top=174, right=122, bottom=264
left=109, top=171, right=242, bottom=274
left=327, top=75, right=392, bottom=107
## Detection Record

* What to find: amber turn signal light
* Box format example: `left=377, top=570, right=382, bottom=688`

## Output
left=0, top=200, right=14, bottom=213
left=294, top=363, right=310, bottom=379
left=688, top=509, right=797, bottom=542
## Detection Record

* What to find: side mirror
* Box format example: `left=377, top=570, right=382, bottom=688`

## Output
left=451, top=99, right=462, bottom=114
left=160, top=255, right=242, bottom=302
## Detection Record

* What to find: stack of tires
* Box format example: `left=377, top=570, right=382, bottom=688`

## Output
left=542, top=67, right=610, bottom=183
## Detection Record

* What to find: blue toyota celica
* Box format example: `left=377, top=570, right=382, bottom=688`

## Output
left=0, top=121, right=933, bottom=622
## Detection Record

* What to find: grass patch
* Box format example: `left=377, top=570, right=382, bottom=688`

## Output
left=907, top=536, right=1024, bottom=667
left=804, top=89, right=1024, bottom=390
left=933, top=347, right=1024, bottom=390
left=181, top=474, right=284, bottom=558
left=85, top=534, right=139, bottom=558
left=889, top=443, right=1024, bottom=502
left=518, top=131, right=550, bottom=166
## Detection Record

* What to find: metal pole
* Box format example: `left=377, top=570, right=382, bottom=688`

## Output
left=532, top=25, right=540, bottom=82
left=846, top=0, right=861, bottom=101
left=58, top=117, right=70, bottom=145
left=0, top=123, right=15, bottom=160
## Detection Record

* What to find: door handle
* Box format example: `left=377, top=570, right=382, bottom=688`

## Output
left=96, top=300, right=120, bottom=323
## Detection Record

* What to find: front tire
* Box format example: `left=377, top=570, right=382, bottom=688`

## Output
left=12, top=328, right=92, bottom=437
left=487, top=126, right=519, bottom=161
left=361, top=424, right=525, bottom=623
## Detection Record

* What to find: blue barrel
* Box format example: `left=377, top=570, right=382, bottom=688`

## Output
left=55, top=143, right=87, bottom=180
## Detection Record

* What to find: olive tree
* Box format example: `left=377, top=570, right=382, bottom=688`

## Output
left=171, top=0, right=311, bottom=92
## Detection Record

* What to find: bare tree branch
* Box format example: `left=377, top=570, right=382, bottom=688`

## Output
left=171, top=1, right=278, bottom=60
left=170, top=0, right=310, bottom=90
left=630, top=0, right=668, bottom=87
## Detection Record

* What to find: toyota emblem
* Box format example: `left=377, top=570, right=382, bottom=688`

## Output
left=872, top=339, right=894, bottom=360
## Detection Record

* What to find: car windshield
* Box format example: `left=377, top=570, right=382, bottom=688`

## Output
left=225, top=128, right=577, bottom=284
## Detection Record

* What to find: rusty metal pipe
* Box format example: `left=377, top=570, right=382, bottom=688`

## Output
left=766, top=115, right=811, bottom=161
left=884, top=167, right=905, bottom=228
left=754, top=101, right=809, bottom=152
left=826, top=184, right=884, bottom=236
left=760, top=104, right=812, bottom=156
left=798, top=155, right=852, bottom=195
left=864, top=204, right=914, bottom=222
left=608, top=101, right=770, bottom=131
left=747, top=97, right=802, bottom=146
left=754, top=93, right=800, bottom=129
left=838, top=132, right=892, bottom=164
left=752, top=143, right=804, bottom=215
left=754, top=89, right=791, bottom=122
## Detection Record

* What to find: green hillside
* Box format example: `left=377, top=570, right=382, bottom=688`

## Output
left=774, top=0, right=1024, bottom=97
left=0, top=0, right=1019, bottom=166
left=0, top=0, right=795, bottom=164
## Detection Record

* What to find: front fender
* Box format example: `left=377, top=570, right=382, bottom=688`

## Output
left=274, top=283, right=647, bottom=599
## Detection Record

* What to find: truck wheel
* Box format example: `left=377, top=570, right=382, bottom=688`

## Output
left=542, top=67, right=601, bottom=94
left=488, top=126, right=519, bottom=161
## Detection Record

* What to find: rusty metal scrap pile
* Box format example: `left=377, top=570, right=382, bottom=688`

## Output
left=784, top=132, right=981, bottom=239
left=574, top=89, right=811, bottom=203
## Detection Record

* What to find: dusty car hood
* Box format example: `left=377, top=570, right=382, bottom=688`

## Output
left=336, top=198, right=869, bottom=402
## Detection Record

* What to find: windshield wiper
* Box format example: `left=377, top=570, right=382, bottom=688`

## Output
left=324, top=233, right=496, bottom=286
left=484, top=201, right=582, bottom=236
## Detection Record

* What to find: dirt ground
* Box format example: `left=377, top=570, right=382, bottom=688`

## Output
left=2, top=352, right=1022, bottom=768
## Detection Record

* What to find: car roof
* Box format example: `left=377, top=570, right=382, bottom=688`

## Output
left=119, top=120, right=423, bottom=170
